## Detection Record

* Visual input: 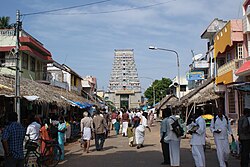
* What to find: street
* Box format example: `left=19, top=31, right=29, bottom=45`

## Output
left=58, top=121, right=240, bottom=167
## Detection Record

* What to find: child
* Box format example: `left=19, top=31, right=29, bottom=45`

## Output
left=127, top=123, right=134, bottom=147
left=114, top=118, right=120, bottom=135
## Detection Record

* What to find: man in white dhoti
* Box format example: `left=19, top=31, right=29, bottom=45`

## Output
left=189, top=109, right=206, bottom=167
left=164, top=110, right=181, bottom=167
left=210, top=109, right=234, bottom=167
left=134, top=112, right=151, bottom=149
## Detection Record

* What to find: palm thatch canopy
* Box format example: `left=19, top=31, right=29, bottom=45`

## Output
left=0, top=74, right=93, bottom=107
left=155, top=95, right=178, bottom=110
left=173, top=78, right=220, bottom=107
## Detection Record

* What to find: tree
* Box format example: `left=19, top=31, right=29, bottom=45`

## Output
left=0, top=16, right=13, bottom=29
left=144, top=77, right=172, bottom=106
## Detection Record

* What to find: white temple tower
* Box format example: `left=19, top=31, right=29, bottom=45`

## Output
left=106, top=49, right=141, bottom=109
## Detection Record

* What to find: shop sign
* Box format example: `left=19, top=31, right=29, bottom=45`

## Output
left=193, top=61, right=209, bottom=68
left=186, top=71, right=205, bottom=81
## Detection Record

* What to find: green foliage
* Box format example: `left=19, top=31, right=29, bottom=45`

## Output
left=144, top=77, right=172, bottom=106
left=0, top=16, right=13, bottom=29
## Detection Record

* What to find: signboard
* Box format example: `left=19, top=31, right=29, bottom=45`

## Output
left=193, top=61, right=209, bottom=68
left=186, top=71, right=205, bottom=81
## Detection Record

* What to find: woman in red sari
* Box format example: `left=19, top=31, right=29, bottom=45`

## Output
left=40, top=119, right=52, bottom=154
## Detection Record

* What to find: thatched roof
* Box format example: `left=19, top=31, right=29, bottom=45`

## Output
left=173, top=78, right=220, bottom=107
left=155, top=95, right=178, bottom=110
left=0, top=74, right=93, bottom=107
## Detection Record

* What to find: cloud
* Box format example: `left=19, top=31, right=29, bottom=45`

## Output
left=3, top=0, right=243, bottom=90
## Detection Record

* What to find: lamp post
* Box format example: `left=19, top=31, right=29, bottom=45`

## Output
left=149, top=46, right=180, bottom=101
left=140, top=77, right=155, bottom=106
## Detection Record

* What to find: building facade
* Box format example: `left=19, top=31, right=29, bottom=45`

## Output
left=0, top=29, right=53, bottom=81
left=214, top=19, right=245, bottom=119
left=106, top=49, right=141, bottom=109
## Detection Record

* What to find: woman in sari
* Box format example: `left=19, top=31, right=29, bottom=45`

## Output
left=40, top=119, right=52, bottom=154
left=58, top=116, right=66, bottom=160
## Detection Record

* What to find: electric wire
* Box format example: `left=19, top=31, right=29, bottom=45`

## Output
left=22, top=0, right=113, bottom=16
left=22, top=0, right=176, bottom=16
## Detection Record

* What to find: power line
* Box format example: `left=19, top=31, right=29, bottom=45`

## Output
left=22, top=0, right=113, bottom=16
left=23, top=0, right=176, bottom=16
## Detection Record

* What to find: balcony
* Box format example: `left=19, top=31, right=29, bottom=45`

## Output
left=216, top=59, right=243, bottom=84
left=50, top=79, right=69, bottom=90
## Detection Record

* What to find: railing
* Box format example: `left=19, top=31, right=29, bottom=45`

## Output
left=50, top=79, right=69, bottom=90
left=217, top=59, right=243, bottom=76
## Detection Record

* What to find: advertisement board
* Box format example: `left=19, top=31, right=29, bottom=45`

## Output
left=186, top=71, right=205, bottom=81
left=193, top=61, right=209, bottom=68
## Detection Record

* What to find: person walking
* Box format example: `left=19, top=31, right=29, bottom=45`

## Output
left=1, top=112, right=26, bottom=167
left=58, top=116, right=67, bottom=160
left=121, top=110, right=130, bottom=137
left=238, top=108, right=250, bottom=167
left=93, top=110, right=108, bottom=151
left=134, top=112, right=151, bottom=149
left=160, top=108, right=171, bottom=165
left=164, top=110, right=181, bottom=167
left=80, top=112, right=94, bottom=153
left=210, top=108, right=235, bottom=167
left=127, top=123, right=134, bottom=147
left=188, top=109, right=206, bottom=167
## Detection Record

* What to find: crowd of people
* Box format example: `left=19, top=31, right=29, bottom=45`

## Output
left=0, top=106, right=249, bottom=167
left=80, top=107, right=152, bottom=152
left=0, top=111, right=73, bottom=167
left=160, top=107, right=250, bottom=167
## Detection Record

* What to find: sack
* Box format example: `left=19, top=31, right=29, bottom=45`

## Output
left=170, top=117, right=184, bottom=138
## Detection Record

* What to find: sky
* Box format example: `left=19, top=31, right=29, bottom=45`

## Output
left=1, top=0, right=243, bottom=92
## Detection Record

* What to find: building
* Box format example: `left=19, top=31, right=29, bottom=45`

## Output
left=234, top=0, right=250, bottom=110
left=47, top=61, right=69, bottom=90
left=106, top=49, right=141, bottom=109
left=214, top=19, right=244, bottom=119
left=0, top=29, right=53, bottom=82
left=169, top=76, right=189, bottom=99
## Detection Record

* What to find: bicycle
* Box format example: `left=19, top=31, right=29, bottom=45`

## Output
left=24, top=135, right=62, bottom=167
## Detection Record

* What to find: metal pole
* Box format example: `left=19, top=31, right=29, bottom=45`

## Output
left=157, top=48, right=181, bottom=101
left=15, top=10, right=21, bottom=122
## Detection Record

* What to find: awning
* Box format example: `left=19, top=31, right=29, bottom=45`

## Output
left=23, top=95, right=39, bottom=101
left=235, top=60, right=250, bottom=76
left=232, top=82, right=250, bottom=92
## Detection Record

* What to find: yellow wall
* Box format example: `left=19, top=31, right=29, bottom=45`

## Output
left=216, top=70, right=233, bottom=84
left=214, top=21, right=232, bottom=58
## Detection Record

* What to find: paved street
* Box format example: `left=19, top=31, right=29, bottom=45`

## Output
left=59, top=121, right=240, bottom=167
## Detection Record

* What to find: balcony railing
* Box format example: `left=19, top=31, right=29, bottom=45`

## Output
left=50, top=79, right=69, bottom=90
left=217, top=59, right=243, bottom=76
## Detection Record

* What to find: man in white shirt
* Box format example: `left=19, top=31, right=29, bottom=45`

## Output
left=210, top=109, right=234, bottom=167
left=26, top=114, right=41, bottom=142
left=189, top=109, right=206, bottom=167
left=164, top=111, right=181, bottom=167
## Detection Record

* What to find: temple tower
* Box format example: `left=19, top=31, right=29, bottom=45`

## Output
left=106, top=49, right=141, bottom=109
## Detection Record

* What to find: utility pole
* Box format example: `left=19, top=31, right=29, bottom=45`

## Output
left=15, top=10, right=21, bottom=122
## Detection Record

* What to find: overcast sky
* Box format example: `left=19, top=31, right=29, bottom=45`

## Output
left=1, top=0, right=243, bottom=91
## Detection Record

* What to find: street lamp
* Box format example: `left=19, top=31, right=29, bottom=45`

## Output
left=149, top=46, right=180, bottom=101
left=140, top=77, right=155, bottom=106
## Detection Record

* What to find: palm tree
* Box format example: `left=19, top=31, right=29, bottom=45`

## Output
left=0, top=16, right=12, bottom=29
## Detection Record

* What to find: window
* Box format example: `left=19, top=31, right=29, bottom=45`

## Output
left=30, top=57, right=35, bottom=72
left=236, top=43, right=243, bottom=59
left=22, top=53, right=28, bottom=69
left=226, top=53, right=231, bottom=62
left=180, top=85, right=186, bottom=92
